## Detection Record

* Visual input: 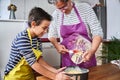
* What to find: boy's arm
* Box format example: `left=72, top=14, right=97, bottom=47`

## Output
left=38, top=57, right=58, bottom=73
left=31, top=60, right=56, bottom=80
left=32, top=59, right=71, bottom=80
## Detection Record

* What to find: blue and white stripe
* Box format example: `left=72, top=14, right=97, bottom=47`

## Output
left=4, top=29, right=42, bottom=75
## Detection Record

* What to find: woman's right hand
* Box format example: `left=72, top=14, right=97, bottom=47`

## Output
left=49, top=37, right=68, bottom=54
left=55, top=44, right=68, bottom=54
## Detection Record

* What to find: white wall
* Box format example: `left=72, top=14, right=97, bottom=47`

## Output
left=0, top=0, right=10, bottom=19
left=107, top=0, right=120, bottom=39
left=11, top=0, right=25, bottom=19
left=23, top=0, right=55, bottom=20
left=0, top=20, right=26, bottom=79
left=0, top=0, right=1, bottom=18
left=0, top=0, right=55, bottom=20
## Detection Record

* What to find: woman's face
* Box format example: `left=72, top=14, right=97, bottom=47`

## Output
left=55, top=0, right=72, bottom=13
left=33, top=20, right=50, bottom=38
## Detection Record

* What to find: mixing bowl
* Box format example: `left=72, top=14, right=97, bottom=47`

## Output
left=64, top=66, right=89, bottom=80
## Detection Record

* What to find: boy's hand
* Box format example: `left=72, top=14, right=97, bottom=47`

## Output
left=55, top=72, right=71, bottom=80
left=55, top=67, right=71, bottom=80
left=56, top=67, right=67, bottom=73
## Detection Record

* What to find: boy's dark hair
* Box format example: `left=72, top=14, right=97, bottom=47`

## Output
left=48, top=0, right=68, bottom=4
left=28, top=7, right=52, bottom=27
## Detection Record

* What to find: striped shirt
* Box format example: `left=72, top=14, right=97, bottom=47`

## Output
left=4, top=29, right=42, bottom=75
left=48, top=2, right=103, bottom=40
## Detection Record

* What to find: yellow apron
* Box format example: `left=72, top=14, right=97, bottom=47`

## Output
left=4, top=29, right=42, bottom=80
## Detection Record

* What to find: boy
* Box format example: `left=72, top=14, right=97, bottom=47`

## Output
left=4, top=7, right=70, bottom=80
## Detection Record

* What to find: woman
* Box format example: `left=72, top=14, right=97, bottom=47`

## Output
left=48, top=0, right=103, bottom=68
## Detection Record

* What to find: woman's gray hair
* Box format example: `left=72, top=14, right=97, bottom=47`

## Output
left=48, top=0, right=56, bottom=4
left=48, top=0, right=68, bottom=4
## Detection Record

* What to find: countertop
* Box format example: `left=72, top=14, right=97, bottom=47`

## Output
left=41, top=38, right=60, bottom=43
left=88, top=63, right=120, bottom=80
left=36, top=63, right=120, bottom=80
left=40, top=38, right=112, bottom=43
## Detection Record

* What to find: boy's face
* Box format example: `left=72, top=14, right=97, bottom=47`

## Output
left=33, top=20, right=50, bottom=38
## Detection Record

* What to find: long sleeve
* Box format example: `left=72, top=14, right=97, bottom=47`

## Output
left=84, top=3, right=103, bottom=38
left=48, top=10, right=59, bottom=38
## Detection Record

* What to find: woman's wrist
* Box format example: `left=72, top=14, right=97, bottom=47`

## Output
left=89, top=49, right=96, bottom=54
left=54, top=43, right=59, bottom=47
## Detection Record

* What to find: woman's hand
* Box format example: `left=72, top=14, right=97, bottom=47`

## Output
left=48, top=37, right=68, bottom=54
left=82, top=49, right=95, bottom=62
left=55, top=44, right=68, bottom=54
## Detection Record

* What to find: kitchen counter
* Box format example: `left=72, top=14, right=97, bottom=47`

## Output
left=36, top=63, right=120, bottom=80
left=41, top=38, right=111, bottom=43
left=41, top=38, right=60, bottom=42
left=88, top=63, right=120, bottom=80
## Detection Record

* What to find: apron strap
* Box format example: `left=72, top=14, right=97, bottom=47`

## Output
left=27, top=29, right=32, bottom=45
left=27, top=29, right=39, bottom=50
left=61, top=2, right=83, bottom=25
left=73, top=3, right=83, bottom=22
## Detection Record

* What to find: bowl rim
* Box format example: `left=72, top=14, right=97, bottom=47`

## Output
left=64, top=66, right=89, bottom=75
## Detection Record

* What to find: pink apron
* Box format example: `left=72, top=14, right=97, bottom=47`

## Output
left=60, top=3, right=96, bottom=68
